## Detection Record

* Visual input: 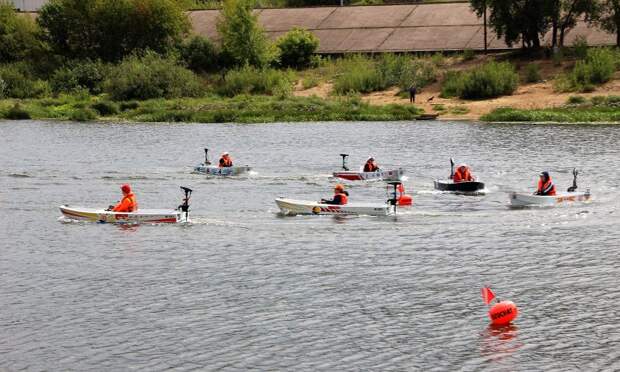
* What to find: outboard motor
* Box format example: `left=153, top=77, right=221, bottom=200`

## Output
left=567, top=168, right=578, bottom=192
left=179, top=186, right=193, bottom=222
left=340, top=154, right=350, bottom=171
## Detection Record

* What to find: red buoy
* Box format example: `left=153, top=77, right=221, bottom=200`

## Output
left=488, top=301, right=518, bottom=326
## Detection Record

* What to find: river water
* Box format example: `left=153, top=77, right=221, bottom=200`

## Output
left=1, top=120, right=619, bottom=371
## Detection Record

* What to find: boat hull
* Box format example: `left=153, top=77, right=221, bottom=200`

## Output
left=193, top=164, right=251, bottom=176
left=509, top=192, right=591, bottom=207
left=333, top=168, right=404, bottom=181
left=59, top=205, right=183, bottom=223
left=275, top=198, right=390, bottom=216
left=434, top=180, right=485, bottom=193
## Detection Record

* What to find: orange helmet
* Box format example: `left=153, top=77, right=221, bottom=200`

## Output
left=334, top=184, right=345, bottom=192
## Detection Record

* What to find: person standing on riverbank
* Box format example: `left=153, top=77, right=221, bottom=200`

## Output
left=409, top=85, right=417, bottom=103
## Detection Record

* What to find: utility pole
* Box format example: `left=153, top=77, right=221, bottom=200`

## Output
left=483, top=2, right=488, bottom=52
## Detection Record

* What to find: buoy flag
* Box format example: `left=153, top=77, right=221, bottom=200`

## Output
left=481, top=287, right=495, bottom=305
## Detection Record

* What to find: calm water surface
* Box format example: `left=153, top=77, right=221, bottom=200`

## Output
left=1, top=120, right=619, bottom=371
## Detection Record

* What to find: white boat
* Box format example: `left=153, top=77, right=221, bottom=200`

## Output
left=60, top=187, right=192, bottom=224
left=509, top=191, right=591, bottom=207
left=275, top=198, right=391, bottom=216
left=193, top=148, right=251, bottom=176
left=510, top=169, right=591, bottom=207
left=59, top=205, right=186, bottom=223
left=332, top=154, right=403, bottom=181
left=193, top=164, right=251, bottom=176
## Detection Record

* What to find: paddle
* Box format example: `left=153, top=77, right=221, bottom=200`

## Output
left=340, top=154, right=349, bottom=171
left=204, top=148, right=212, bottom=165
left=449, top=157, right=455, bottom=179
left=179, top=186, right=193, bottom=222
left=567, top=168, right=578, bottom=192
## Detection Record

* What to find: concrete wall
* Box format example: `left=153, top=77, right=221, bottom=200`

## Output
left=9, top=0, right=47, bottom=12
left=191, top=3, right=616, bottom=53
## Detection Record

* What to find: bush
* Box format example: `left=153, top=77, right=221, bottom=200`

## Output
left=567, top=95, right=586, bottom=105
left=0, top=77, right=5, bottom=99
left=217, top=0, right=275, bottom=67
left=334, top=56, right=384, bottom=94
left=0, top=64, right=50, bottom=98
left=50, top=60, right=109, bottom=94
left=70, top=108, right=98, bottom=122
left=91, top=101, right=120, bottom=116
left=276, top=28, right=319, bottom=69
left=179, top=35, right=219, bottom=72
left=103, top=52, right=204, bottom=100
left=462, top=49, right=475, bottom=61
left=559, top=48, right=617, bottom=92
left=0, top=4, right=45, bottom=63
left=572, top=36, right=589, bottom=60
left=37, top=0, right=190, bottom=62
left=301, top=76, right=319, bottom=89
left=440, top=62, right=518, bottom=99
left=120, top=101, right=140, bottom=111
left=525, top=63, right=542, bottom=83
left=5, top=103, right=31, bottom=120
left=218, top=65, right=294, bottom=96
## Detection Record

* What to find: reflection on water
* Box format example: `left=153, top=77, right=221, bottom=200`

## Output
left=1, top=120, right=619, bottom=371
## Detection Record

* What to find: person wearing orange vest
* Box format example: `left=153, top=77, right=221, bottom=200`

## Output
left=321, top=184, right=349, bottom=205
left=110, top=184, right=138, bottom=212
left=536, top=171, right=556, bottom=196
left=453, top=164, right=475, bottom=183
left=363, top=157, right=379, bottom=172
left=219, top=152, right=233, bottom=168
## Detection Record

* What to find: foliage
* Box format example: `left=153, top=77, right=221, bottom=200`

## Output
left=594, top=0, right=620, bottom=47
left=572, top=35, right=589, bottom=59
left=50, top=60, right=109, bottom=94
left=276, top=28, right=319, bottom=69
left=441, top=61, right=518, bottom=99
left=567, top=95, right=587, bottom=104
left=70, top=108, right=98, bottom=121
left=557, top=48, right=618, bottom=92
left=218, top=65, right=294, bottom=97
left=462, top=49, right=475, bottom=61
left=5, top=103, right=31, bottom=120
left=37, top=0, right=190, bottom=62
left=552, top=0, right=598, bottom=47
left=91, top=101, right=120, bottom=116
left=179, top=35, right=220, bottom=72
left=524, top=63, right=542, bottom=83
left=0, top=77, right=5, bottom=99
left=0, top=64, right=50, bottom=98
left=217, top=0, right=274, bottom=67
left=470, top=0, right=550, bottom=49
left=333, top=55, right=384, bottom=94
left=482, top=106, right=620, bottom=122
left=103, top=52, right=204, bottom=100
left=301, top=75, right=319, bottom=89
left=0, top=4, right=45, bottom=63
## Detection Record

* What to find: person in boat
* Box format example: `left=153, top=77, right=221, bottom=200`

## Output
left=453, top=164, right=475, bottom=183
left=321, top=184, right=349, bottom=205
left=108, top=184, right=138, bottom=212
left=536, top=171, right=556, bottom=196
left=363, top=157, right=380, bottom=172
left=219, top=152, right=233, bottom=168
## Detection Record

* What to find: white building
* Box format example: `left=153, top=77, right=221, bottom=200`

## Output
left=9, top=0, right=48, bottom=11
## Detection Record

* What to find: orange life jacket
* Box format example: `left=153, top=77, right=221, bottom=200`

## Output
left=112, top=193, right=138, bottom=212
left=537, top=178, right=556, bottom=196
left=219, top=157, right=233, bottom=168
left=364, top=161, right=378, bottom=172
left=453, top=167, right=474, bottom=183
left=335, top=192, right=348, bottom=205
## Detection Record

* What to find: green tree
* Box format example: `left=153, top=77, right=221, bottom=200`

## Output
left=595, top=0, right=620, bottom=46
left=217, top=0, right=274, bottom=67
left=179, top=35, right=220, bottom=72
left=37, top=0, right=190, bottom=62
left=0, top=3, right=45, bottom=62
left=549, top=0, right=597, bottom=47
left=470, top=0, right=551, bottom=49
left=276, top=28, right=319, bottom=69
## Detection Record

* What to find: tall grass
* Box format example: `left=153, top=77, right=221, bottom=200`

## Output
left=218, top=66, right=294, bottom=97
left=440, top=61, right=518, bottom=99
left=554, top=48, right=619, bottom=93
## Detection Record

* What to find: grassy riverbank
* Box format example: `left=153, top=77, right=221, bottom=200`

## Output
left=0, top=94, right=423, bottom=123
left=481, top=95, right=620, bottom=123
